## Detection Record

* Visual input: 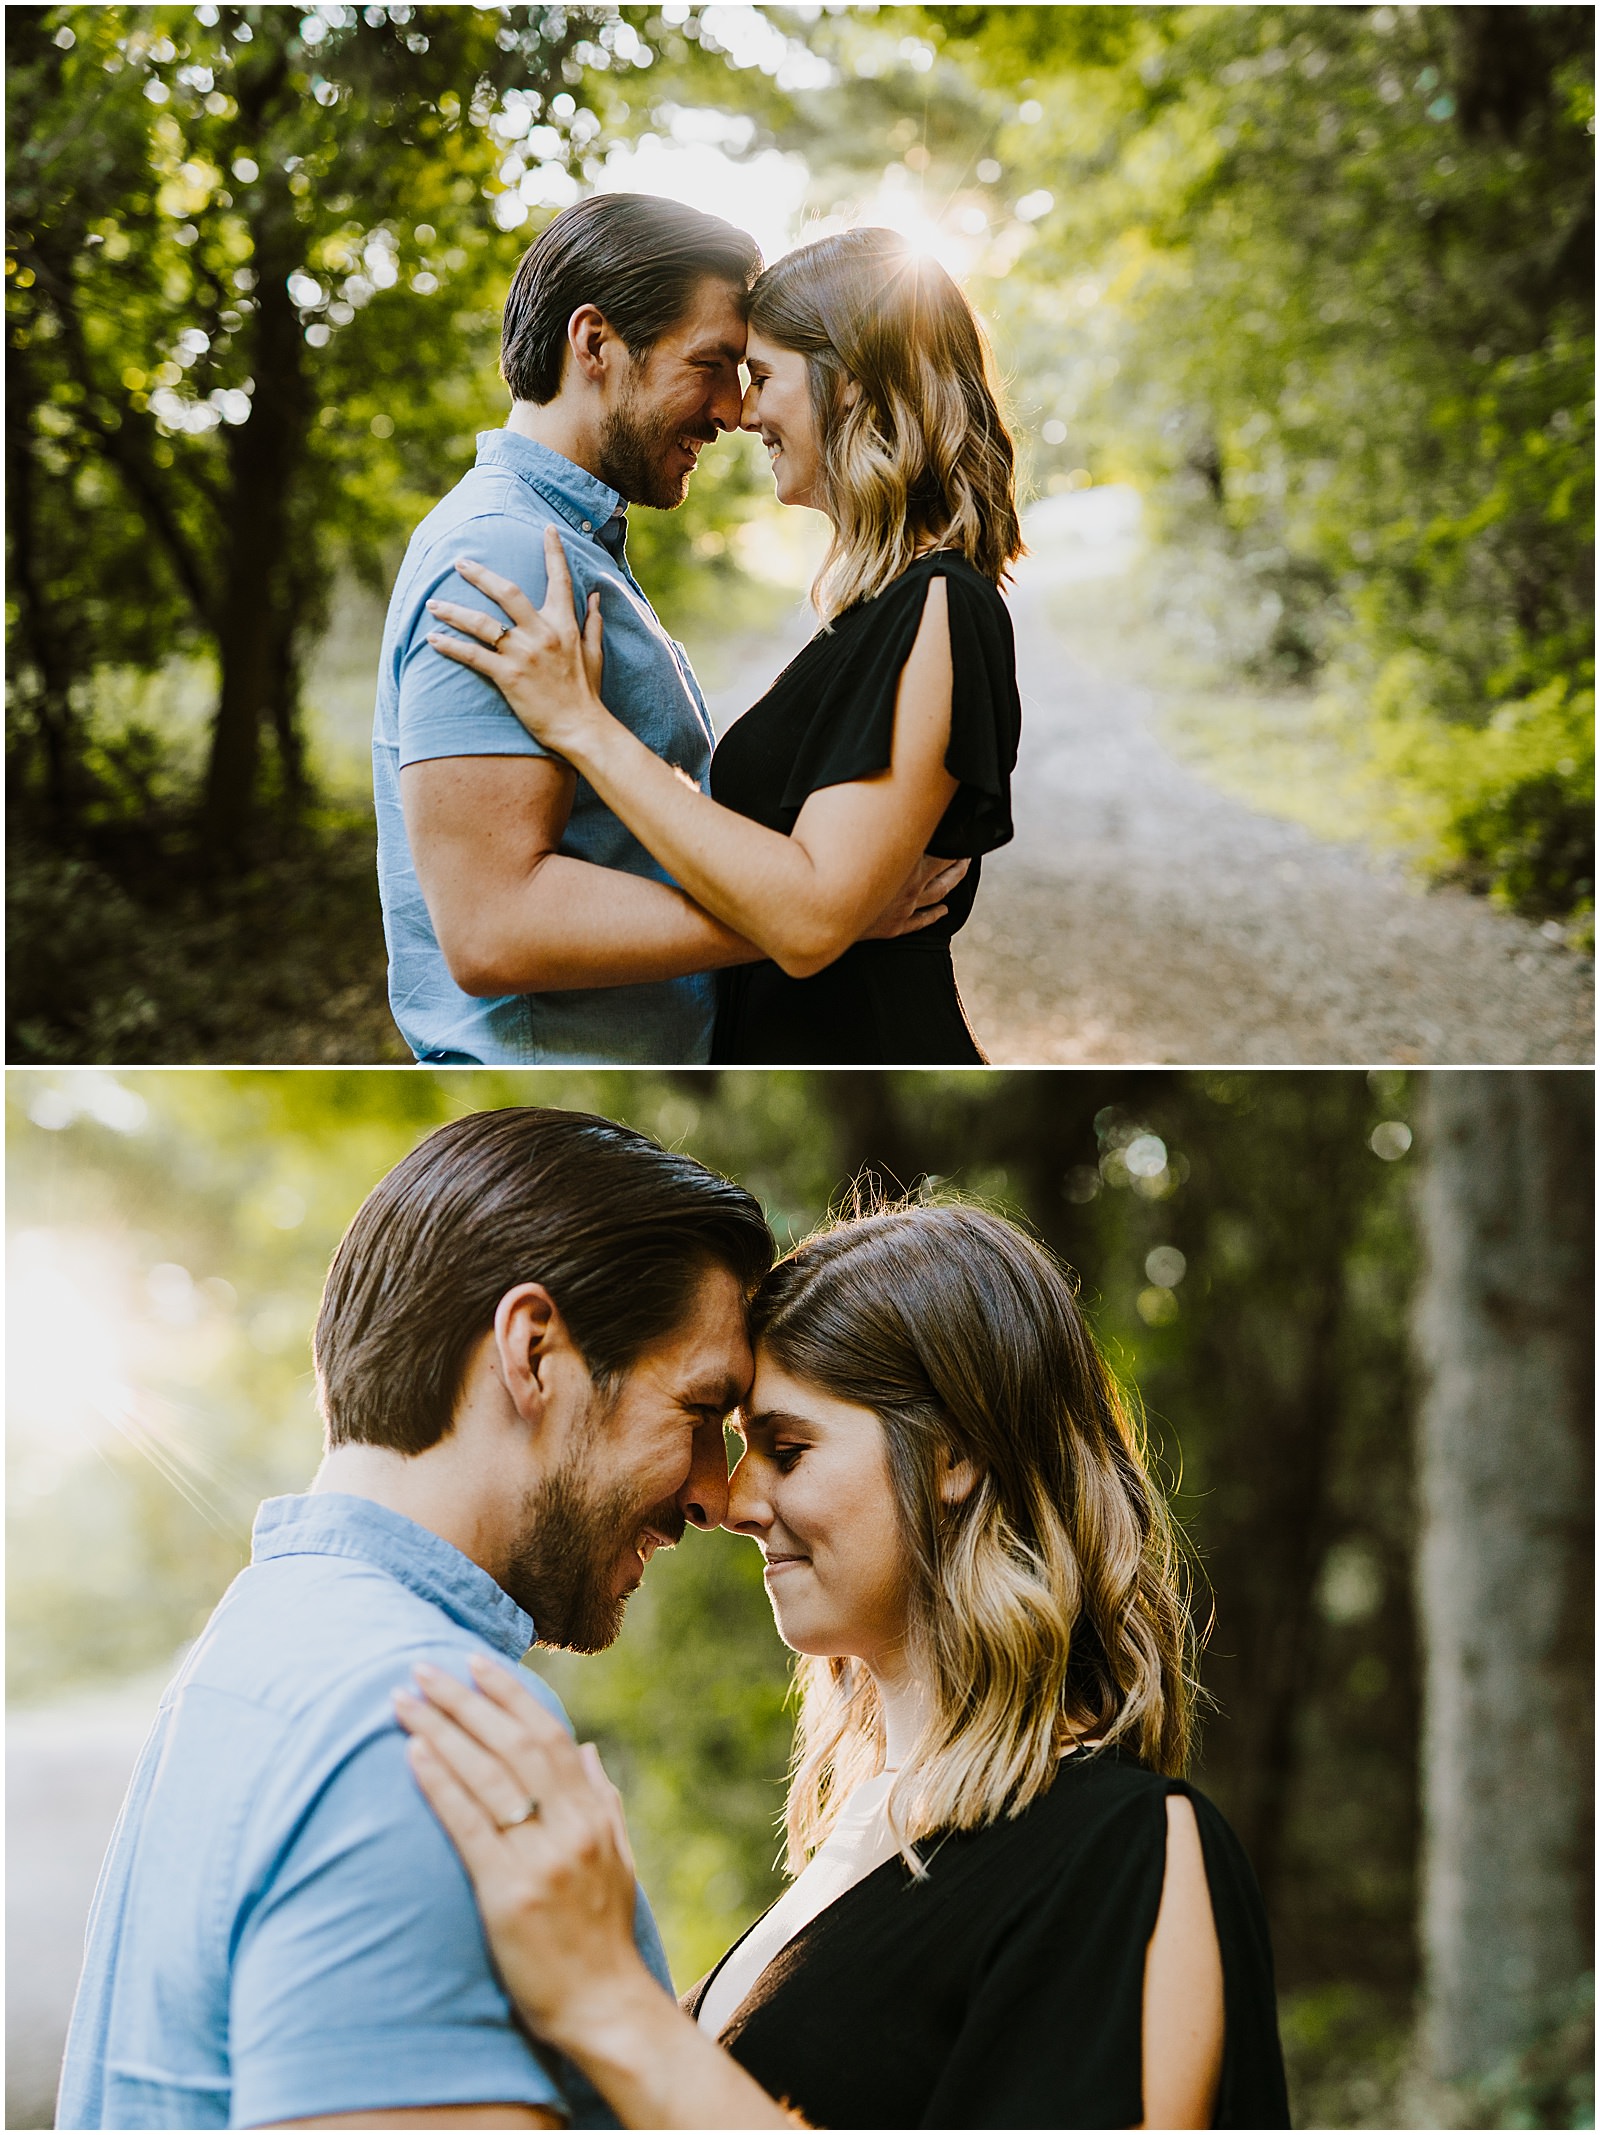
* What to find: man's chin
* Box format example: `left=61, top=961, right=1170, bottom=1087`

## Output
left=534, top=1594, right=628, bottom=1656
left=632, top=471, right=692, bottom=511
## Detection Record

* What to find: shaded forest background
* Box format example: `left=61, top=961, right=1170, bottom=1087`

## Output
left=7, top=3, right=1594, bottom=1062
left=7, top=1067, right=1592, bottom=2126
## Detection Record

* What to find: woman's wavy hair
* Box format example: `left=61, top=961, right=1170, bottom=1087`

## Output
left=748, top=1198, right=1199, bottom=1874
left=746, top=229, right=1024, bottom=621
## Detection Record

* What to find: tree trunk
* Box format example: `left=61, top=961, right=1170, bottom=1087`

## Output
left=1413, top=1071, right=1594, bottom=2084
left=202, top=181, right=309, bottom=849
left=7, top=431, right=79, bottom=825
left=1203, top=1274, right=1347, bottom=1910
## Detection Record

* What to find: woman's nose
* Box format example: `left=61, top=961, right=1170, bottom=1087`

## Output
left=722, top=1450, right=771, bottom=1535
left=738, top=381, right=760, bottom=432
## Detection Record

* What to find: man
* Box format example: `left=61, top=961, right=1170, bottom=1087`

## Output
left=376, top=192, right=959, bottom=1066
left=57, top=1106, right=771, bottom=2130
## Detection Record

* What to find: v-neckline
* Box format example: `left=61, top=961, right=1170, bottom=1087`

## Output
left=691, top=1836, right=936, bottom=2036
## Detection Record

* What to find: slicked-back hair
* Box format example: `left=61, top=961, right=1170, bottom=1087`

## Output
left=314, top=1107, right=772, bottom=1455
left=501, top=192, right=762, bottom=405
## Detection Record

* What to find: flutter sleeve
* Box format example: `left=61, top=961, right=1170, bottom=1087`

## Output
left=919, top=1782, right=1290, bottom=2130
left=776, top=560, right=1021, bottom=856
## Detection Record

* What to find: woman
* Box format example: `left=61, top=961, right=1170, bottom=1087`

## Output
left=424, top=229, right=1024, bottom=1064
left=396, top=1203, right=1291, bottom=2130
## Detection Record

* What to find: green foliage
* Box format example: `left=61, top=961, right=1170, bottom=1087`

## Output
left=1370, top=663, right=1595, bottom=928
left=5, top=2, right=617, bottom=826
left=537, top=1529, right=794, bottom=1987
left=5, top=814, right=410, bottom=1063
left=982, top=4, right=1595, bottom=918
left=621, top=429, right=800, bottom=652
left=793, top=2, right=1592, bottom=920
left=1278, top=1979, right=1411, bottom=2129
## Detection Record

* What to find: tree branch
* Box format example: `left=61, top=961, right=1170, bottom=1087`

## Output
left=24, top=249, right=223, bottom=630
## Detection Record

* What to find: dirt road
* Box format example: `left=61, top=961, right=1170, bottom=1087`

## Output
left=6, top=1677, right=168, bottom=2129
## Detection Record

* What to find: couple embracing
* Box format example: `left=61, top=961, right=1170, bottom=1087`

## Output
left=60, top=1107, right=1290, bottom=2130
left=375, top=193, right=1023, bottom=1067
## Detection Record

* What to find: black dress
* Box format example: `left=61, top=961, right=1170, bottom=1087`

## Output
left=686, top=1750, right=1291, bottom=2130
left=709, top=554, right=1022, bottom=1065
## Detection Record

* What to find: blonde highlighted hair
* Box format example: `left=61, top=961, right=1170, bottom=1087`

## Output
left=747, top=229, right=1024, bottom=621
left=747, top=1200, right=1198, bottom=1875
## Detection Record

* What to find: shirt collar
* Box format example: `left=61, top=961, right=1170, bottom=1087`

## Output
left=474, top=428, right=623, bottom=543
left=251, top=1492, right=536, bottom=1660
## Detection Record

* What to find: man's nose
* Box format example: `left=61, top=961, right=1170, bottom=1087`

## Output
left=707, top=366, right=745, bottom=435
left=678, top=1417, right=732, bottom=1531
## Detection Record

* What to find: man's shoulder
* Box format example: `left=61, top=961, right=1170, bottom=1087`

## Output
left=405, top=479, right=557, bottom=576
left=199, top=1549, right=542, bottom=1722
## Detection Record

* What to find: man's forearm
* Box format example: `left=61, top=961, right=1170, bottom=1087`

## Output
left=453, top=850, right=762, bottom=995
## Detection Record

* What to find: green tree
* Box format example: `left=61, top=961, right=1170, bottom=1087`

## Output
left=5, top=2, right=636, bottom=843
left=713, top=3, right=1593, bottom=922
left=934, top=4, right=1595, bottom=919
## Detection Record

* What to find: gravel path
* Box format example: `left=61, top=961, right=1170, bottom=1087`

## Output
left=711, top=502, right=1593, bottom=1066
left=952, top=543, right=1592, bottom=1064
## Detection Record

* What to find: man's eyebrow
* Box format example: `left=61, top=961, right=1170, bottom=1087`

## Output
left=689, top=338, right=746, bottom=364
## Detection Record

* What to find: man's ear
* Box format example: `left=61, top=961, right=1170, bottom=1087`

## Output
left=566, top=302, right=614, bottom=385
left=492, top=1282, right=570, bottom=1427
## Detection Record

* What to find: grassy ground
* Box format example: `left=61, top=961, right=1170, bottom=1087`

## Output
left=1046, top=536, right=1407, bottom=860
left=7, top=813, right=408, bottom=1065
left=1047, top=525, right=1592, bottom=955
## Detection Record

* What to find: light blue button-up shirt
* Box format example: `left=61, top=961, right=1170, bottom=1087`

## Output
left=57, top=1493, right=672, bottom=2130
left=374, top=430, right=718, bottom=1066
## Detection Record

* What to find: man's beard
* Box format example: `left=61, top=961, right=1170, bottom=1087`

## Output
left=500, top=1431, right=687, bottom=1654
left=597, top=377, right=711, bottom=510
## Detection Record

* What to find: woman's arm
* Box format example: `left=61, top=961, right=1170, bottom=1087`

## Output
left=1139, top=1795, right=1225, bottom=2129
left=395, top=1661, right=800, bottom=2131
left=426, top=532, right=960, bottom=980
left=402, top=752, right=763, bottom=995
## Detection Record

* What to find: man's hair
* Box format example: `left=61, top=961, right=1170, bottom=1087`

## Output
left=314, top=1107, right=773, bottom=1454
left=501, top=192, right=762, bottom=404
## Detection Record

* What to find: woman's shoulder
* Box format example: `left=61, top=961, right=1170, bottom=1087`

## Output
left=859, top=550, right=1009, bottom=617
left=959, top=1749, right=1236, bottom=1868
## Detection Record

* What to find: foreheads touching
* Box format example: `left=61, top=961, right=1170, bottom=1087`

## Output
left=312, top=1104, right=770, bottom=1461
left=500, top=191, right=758, bottom=443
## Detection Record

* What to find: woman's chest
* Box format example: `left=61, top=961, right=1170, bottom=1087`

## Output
left=709, top=635, right=863, bottom=830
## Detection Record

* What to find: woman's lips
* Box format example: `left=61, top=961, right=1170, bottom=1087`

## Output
left=762, top=1553, right=809, bottom=1578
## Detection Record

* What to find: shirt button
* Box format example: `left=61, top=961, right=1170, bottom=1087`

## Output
left=580, top=519, right=592, bottom=533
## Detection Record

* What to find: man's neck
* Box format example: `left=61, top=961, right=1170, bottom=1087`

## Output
left=312, top=1443, right=502, bottom=1584
left=505, top=397, right=609, bottom=488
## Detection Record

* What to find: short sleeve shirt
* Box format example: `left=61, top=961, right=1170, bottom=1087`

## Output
left=56, top=1493, right=674, bottom=2130
left=373, top=431, right=718, bottom=1065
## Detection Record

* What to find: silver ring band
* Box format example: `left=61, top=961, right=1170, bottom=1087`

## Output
left=491, top=620, right=513, bottom=648
left=501, top=1795, right=540, bottom=1829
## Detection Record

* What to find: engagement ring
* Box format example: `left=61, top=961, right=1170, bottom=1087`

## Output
left=501, top=1795, right=541, bottom=1828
